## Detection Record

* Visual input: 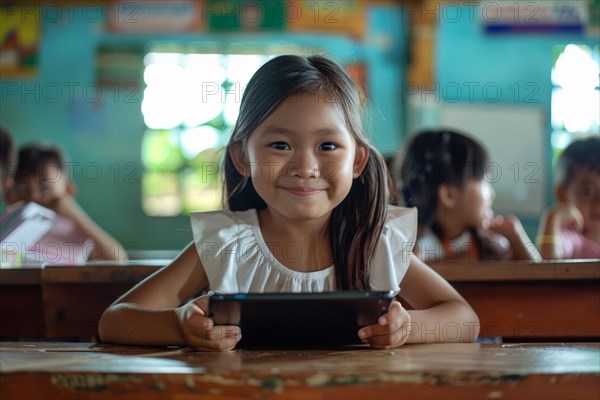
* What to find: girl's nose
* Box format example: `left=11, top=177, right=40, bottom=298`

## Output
left=287, top=155, right=320, bottom=181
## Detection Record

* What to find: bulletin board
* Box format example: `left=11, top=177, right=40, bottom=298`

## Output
left=439, top=104, right=547, bottom=218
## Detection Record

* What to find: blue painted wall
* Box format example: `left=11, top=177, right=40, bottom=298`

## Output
left=0, top=4, right=407, bottom=251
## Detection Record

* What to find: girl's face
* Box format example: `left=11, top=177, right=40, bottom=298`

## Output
left=563, top=168, right=600, bottom=236
left=235, top=93, right=367, bottom=222
left=11, top=163, right=70, bottom=206
left=458, top=178, right=495, bottom=230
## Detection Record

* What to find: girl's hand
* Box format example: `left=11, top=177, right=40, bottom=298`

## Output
left=48, top=195, right=79, bottom=218
left=488, top=214, right=525, bottom=241
left=357, top=300, right=411, bottom=349
left=175, top=296, right=241, bottom=351
left=546, top=203, right=585, bottom=232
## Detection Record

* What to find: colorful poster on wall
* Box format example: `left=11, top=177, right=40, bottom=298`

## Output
left=287, top=0, right=366, bottom=38
left=107, top=1, right=205, bottom=33
left=207, top=0, right=285, bottom=31
left=0, top=4, right=40, bottom=77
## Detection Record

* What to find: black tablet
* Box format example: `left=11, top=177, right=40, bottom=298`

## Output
left=208, top=291, right=395, bottom=348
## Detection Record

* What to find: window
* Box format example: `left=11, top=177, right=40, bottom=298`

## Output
left=140, top=53, right=271, bottom=216
left=550, top=44, right=600, bottom=160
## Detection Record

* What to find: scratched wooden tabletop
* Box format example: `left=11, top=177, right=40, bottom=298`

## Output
left=1, top=342, right=598, bottom=399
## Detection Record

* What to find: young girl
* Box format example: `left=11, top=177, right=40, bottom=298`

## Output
left=537, top=136, right=600, bottom=259
left=394, top=130, right=541, bottom=262
left=99, top=55, right=479, bottom=350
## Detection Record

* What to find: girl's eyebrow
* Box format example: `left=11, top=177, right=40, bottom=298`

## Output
left=262, top=126, right=294, bottom=135
left=262, top=125, right=344, bottom=136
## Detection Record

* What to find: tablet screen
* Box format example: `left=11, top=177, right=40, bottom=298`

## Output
left=208, top=291, right=395, bottom=348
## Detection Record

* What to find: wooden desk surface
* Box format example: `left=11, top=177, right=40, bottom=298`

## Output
left=1, top=342, right=598, bottom=400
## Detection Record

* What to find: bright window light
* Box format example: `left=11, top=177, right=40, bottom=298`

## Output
left=140, top=51, right=271, bottom=216
left=550, top=44, right=600, bottom=157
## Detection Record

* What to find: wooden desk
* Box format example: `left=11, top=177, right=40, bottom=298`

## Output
left=429, top=260, right=600, bottom=340
left=0, top=263, right=162, bottom=341
left=1, top=260, right=599, bottom=341
left=1, top=342, right=598, bottom=400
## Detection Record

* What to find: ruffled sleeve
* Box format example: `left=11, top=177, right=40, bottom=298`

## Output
left=369, top=206, right=418, bottom=293
left=190, top=210, right=257, bottom=292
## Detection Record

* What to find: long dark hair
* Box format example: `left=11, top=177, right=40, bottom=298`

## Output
left=394, top=129, right=488, bottom=234
left=14, top=143, right=66, bottom=180
left=222, top=55, right=390, bottom=290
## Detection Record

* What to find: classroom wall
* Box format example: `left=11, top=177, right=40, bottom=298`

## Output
left=0, top=3, right=407, bottom=251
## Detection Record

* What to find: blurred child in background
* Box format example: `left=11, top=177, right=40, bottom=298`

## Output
left=394, top=129, right=541, bottom=262
left=6, top=143, right=127, bottom=263
left=537, top=136, right=600, bottom=259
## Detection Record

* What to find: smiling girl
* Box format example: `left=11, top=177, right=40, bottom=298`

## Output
left=99, top=55, right=479, bottom=350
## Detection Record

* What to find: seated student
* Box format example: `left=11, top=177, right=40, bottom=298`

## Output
left=537, top=136, right=600, bottom=259
left=99, top=55, right=479, bottom=351
left=0, top=126, right=15, bottom=199
left=5, top=143, right=128, bottom=263
left=394, top=129, right=541, bottom=262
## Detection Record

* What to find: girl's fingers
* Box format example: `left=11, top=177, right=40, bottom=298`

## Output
left=180, top=299, right=242, bottom=351
left=192, top=295, right=210, bottom=314
left=378, top=300, right=402, bottom=325
left=366, top=325, right=410, bottom=349
left=188, top=325, right=242, bottom=351
left=364, top=308, right=411, bottom=349
left=358, top=301, right=407, bottom=339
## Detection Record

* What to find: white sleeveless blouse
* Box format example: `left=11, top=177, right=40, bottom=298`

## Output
left=190, top=206, right=417, bottom=294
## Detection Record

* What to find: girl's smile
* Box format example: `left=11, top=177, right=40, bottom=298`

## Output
left=280, top=186, right=326, bottom=197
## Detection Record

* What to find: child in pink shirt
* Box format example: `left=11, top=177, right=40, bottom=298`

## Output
left=6, top=143, right=127, bottom=263
left=538, top=136, right=600, bottom=259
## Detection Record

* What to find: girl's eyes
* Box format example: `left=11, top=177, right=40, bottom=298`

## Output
left=269, top=142, right=290, bottom=150
left=270, top=142, right=290, bottom=150
left=319, top=142, right=338, bottom=151
left=581, top=186, right=595, bottom=198
left=269, top=142, right=339, bottom=151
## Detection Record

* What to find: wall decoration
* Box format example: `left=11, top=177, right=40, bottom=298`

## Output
left=287, top=0, right=366, bottom=38
left=0, top=3, right=40, bottom=77
left=107, top=0, right=204, bottom=33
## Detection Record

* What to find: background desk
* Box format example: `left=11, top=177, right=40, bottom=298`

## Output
left=1, top=342, right=598, bottom=400
left=1, top=260, right=599, bottom=341
left=0, top=263, right=163, bottom=340
left=428, top=260, right=600, bottom=341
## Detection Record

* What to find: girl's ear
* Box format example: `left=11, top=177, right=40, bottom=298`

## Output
left=353, top=146, right=369, bottom=178
left=438, top=183, right=459, bottom=209
left=555, top=185, right=567, bottom=202
left=66, top=182, right=77, bottom=197
left=228, top=143, right=250, bottom=177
